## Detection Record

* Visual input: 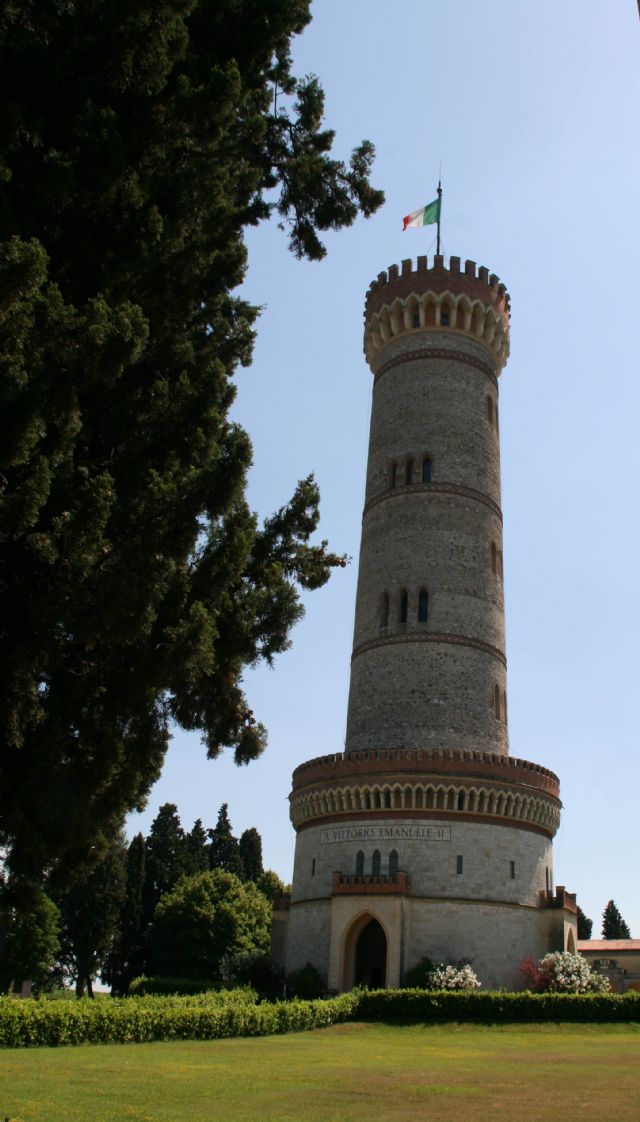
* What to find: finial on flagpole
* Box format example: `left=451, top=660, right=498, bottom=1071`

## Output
left=436, top=177, right=443, bottom=256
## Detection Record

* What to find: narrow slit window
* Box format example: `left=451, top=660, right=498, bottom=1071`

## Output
left=422, top=457, right=432, bottom=483
left=503, top=691, right=508, bottom=726
left=406, top=458, right=413, bottom=485
left=372, top=849, right=381, bottom=877
left=456, top=855, right=463, bottom=875
left=487, top=396, right=494, bottom=425
left=495, top=403, right=499, bottom=433
left=400, top=590, right=408, bottom=624
left=491, top=542, right=497, bottom=574
left=311, top=858, right=316, bottom=877
left=510, top=860, right=516, bottom=880
left=418, top=588, right=429, bottom=623
left=494, top=684, right=501, bottom=720
left=355, top=850, right=364, bottom=877
left=389, top=849, right=399, bottom=877
left=498, top=550, right=504, bottom=580
left=391, top=462, right=398, bottom=488
left=380, top=591, right=389, bottom=628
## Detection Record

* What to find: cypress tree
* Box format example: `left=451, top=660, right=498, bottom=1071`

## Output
left=239, top=827, right=263, bottom=883
left=602, top=900, right=631, bottom=939
left=576, top=905, right=593, bottom=940
left=208, top=804, right=243, bottom=877
left=0, top=0, right=383, bottom=894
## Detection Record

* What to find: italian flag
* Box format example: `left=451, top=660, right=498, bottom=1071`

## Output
left=402, top=196, right=441, bottom=231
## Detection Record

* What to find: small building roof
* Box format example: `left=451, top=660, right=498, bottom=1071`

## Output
left=577, top=940, right=640, bottom=952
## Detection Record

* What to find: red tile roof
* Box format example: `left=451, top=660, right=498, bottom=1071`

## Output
left=577, top=940, right=640, bottom=951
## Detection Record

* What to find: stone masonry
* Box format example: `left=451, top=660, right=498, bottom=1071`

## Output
left=278, top=254, right=577, bottom=991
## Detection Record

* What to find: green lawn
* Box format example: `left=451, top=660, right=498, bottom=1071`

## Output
left=2, top=1022, right=640, bottom=1122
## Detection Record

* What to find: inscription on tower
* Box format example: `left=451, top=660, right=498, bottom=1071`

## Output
left=320, top=824, right=451, bottom=844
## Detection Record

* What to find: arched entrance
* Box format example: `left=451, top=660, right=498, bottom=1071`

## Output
left=340, top=911, right=390, bottom=991
left=354, top=918, right=387, bottom=988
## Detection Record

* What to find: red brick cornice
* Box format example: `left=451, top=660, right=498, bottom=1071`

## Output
left=362, top=481, right=503, bottom=522
left=351, top=631, right=507, bottom=667
left=374, top=345, right=497, bottom=388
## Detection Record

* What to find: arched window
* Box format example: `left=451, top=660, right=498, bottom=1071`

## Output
left=441, top=308, right=450, bottom=326
left=380, top=591, right=389, bottom=628
left=487, top=396, right=494, bottom=425
left=494, top=684, right=501, bottom=720
left=388, top=849, right=399, bottom=878
left=422, top=456, right=432, bottom=483
left=412, top=312, right=420, bottom=328
left=406, top=458, right=413, bottom=485
left=457, top=790, right=465, bottom=811
left=418, top=588, right=429, bottom=623
left=400, top=589, right=408, bottom=624
left=355, top=850, right=364, bottom=877
left=371, top=849, right=381, bottom=877
left=491, top=542, right=497, bottom=575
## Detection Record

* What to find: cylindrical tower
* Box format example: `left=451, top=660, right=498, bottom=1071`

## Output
left=346, top=254, right=510, bottom=757
left=280, top=255, right=577, bottom=992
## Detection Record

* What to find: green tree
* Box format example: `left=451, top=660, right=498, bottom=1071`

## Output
left=149, top=870, right=271, bottom=982
left=208, top=804, right=243, bottom=877
left=0, top=888, right=60, bottom=993
left=142, top=804, right=188, bottom=923
left=103, top=832, right=147, bottom=995
left=238, top=827, right=263, bottom=883
left=184, top=819, right=210, bottom=876
left=256, top=869, right=288, bottom=902
left=55, top=831, right=127, bottom=996
left=577, top=905, right=593, bottom=940
left=602, top=900, right=631, bottom=939
left=0, top=0, right=383, bottom=894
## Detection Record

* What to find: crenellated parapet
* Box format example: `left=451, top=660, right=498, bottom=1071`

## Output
left=363, top=255, right=511, bottom=372
left=289, top=749, right=562, bottom=839
left=292, top=748, right=559, bottom=797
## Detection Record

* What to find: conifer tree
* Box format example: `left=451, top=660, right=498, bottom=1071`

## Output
left=184, top=819, right=210, bottom=876
left=104, top=833, right=146, bottom=995
left=602, top=900, right=631, bottom=939
left=577, top=905, right=593, bottom=940
left=142, top=804, right=187, bottom=924
left=55, top=832, right=127, bottom=997
left=239, top=827, right=263, bottom=883
left=208, top=803, right=244, bottom=878
left=0, top=0, right=383, bottom=894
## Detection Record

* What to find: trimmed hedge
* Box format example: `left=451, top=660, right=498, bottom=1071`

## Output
left=2, top=987, right=639, bottom=1048
left=0, top=991, right=358, bottom=1048
left=355, top=987, right=640, bottom=1024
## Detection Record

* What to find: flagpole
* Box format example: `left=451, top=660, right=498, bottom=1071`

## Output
left=436, top=179, right=442, bottom=256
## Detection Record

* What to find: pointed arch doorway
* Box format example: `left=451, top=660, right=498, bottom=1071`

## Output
left=355, top=918, right=387, bottom=988
left=341, top=913, right=388, bottom=990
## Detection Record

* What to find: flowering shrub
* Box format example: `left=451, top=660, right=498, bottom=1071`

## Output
left=521, top=951, right=609, bottom=994
left=426, top=963, right=481, bottom=991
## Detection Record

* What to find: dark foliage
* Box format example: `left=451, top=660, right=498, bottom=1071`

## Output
left=0, top=0, right=383, bottom=896
left=577, top=905, right=593, bottom=940
left=602, top=900, right=631, bottom=940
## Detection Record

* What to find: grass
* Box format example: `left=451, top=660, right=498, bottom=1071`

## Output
left=2, top=1022, right=640, bottom=1121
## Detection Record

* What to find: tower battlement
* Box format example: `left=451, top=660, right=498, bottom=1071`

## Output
left=291, top=748, right=560, bottom=797
left=364, top=255, right=510, bottom=371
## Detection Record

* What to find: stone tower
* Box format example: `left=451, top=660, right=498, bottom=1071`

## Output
left=279, top=255, right=577, bottom=991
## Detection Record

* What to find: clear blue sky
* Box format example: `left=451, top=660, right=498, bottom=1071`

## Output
left=129, top=0, right=640, bottom=939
